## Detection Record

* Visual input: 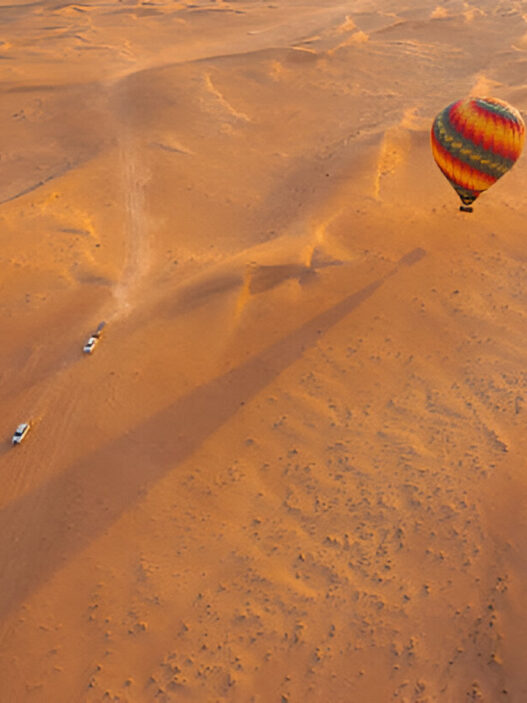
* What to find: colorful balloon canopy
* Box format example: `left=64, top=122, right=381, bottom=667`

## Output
left=431, top=96, right=525, bottom=210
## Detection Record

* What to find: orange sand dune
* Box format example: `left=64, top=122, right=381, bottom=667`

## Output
left=1, top=0, right=527, bottom=701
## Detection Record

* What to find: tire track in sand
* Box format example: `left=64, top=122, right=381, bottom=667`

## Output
left=111, top=130, right=152, bottom=318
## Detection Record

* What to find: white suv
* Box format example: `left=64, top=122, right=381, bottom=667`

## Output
left=12, top=423, right=30, bottom=445
left=83, top=321, right=106, bottom=354
left=83, top=336, right=100, bottom=354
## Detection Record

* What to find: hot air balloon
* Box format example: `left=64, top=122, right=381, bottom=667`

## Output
left=431, top=96, right=525, bottom=212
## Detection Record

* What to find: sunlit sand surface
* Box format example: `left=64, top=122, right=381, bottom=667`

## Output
left=1, top=0, right=527, bottom=701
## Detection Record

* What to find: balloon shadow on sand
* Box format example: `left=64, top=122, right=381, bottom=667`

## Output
left=0, top=248, right=426, bottom=623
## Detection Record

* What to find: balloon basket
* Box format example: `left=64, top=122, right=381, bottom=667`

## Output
left=459, top=205, right=473, bottom=213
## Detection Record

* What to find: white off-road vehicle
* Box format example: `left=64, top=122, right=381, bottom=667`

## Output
left=83, top=336, right=100, bottom=354
left=12, top=423, right=30, bottom=445
left=83, top=321, right=106, bottom=354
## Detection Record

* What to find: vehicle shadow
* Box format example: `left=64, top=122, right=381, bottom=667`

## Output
left=0, top=248, right=426, bottom=621
left=0, top=442, right=11, bottom=458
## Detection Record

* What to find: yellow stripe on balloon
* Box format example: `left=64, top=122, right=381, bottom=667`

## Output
left=492, top=120, right=506, bottom=153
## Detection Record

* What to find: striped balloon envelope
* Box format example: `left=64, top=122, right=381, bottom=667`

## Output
left=431, top=96, right=525, bottom=211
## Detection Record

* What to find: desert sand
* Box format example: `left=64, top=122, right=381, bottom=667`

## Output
left=1, top=0, right=527, bottom=701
